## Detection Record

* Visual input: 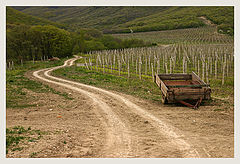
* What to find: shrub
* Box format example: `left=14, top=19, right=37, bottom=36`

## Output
left=217, top=24, right=233, bottom=36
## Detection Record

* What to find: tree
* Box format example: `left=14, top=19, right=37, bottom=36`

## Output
left=30, top=25, right=72, bottom=58
left=71, top=32, right=86, bottom=54
left=6, top=24, right=32, bottom=62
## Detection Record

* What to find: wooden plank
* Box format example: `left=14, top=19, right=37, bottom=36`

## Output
left=155, top=75, right=168, bottom=92
left=173, top=95, right=205, bottom=100
left=159, top=73, right=191, bottom=76
left=155, top=75, right=161, bottom=88
left=160, top=80, right=168, bottom=94
left=173, top=92, right=206, bottom=95
left=158, top=74, right=192, bottom=80
left=170, top=88, right=210, bottom=100
left=192, top=71, right=207, bottom=85
left=159, top=76, right=192, bottom=80
left=155, top=74, right=167, bottom=97
left=172, top=88, right=205, bottom=93
left=168, top=84, right=210, bottom=88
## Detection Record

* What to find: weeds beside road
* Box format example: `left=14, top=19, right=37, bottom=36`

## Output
left=6, top=59, right=72, bottom=109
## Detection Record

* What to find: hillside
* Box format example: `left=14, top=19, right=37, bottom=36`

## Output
left=113, top=6, right=234, bottom=34
left=13, top=6, right=169, bottom=32
left=6, top=7, right=153, bottom=63
left=13, top=6, right=233, bottom=35
left=6, top=7, right=66, bottom=29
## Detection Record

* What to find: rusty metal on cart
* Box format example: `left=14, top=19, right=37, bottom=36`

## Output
left=178, top=97, right=202, bottom=109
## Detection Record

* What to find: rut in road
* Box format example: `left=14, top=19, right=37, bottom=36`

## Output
left=33, top=60, right=133, bottom=157
left=33, top=57, right=201, bottom=158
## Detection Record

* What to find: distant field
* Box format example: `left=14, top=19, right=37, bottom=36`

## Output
left=112, top=26, right=233, bottom=44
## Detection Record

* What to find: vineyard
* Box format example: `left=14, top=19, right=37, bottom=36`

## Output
left=76, top=26, right=234, bottom=101
left=79, top=43, right=233, bottom=85
left=112, top=26, right=233, bottom=44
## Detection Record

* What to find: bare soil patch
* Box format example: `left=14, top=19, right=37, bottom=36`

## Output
left=6, top=58, right=234, bottom=158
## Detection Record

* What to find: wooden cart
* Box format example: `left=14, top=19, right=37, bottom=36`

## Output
left=154, top=72, right=211, bottom=109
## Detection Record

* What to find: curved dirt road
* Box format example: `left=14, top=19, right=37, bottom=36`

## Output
left=31, top=56, right=204, bottom=158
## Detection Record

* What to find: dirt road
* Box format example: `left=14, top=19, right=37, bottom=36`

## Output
left=6, top=57, right=234, bottom=158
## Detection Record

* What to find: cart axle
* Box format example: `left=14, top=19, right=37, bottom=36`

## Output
left=178, top=97, right=203, bottom=109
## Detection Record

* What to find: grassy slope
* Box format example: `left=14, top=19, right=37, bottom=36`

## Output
left=53, top=64, right=233, bottom=108
left=14, top=6, right=233, bottom=33
left=114, top=6, right=233, bottom=33
left=6, top=7, right=66, bottom=28
left=15, top=6, right=168, bottom=30
left=6, top=59, right=72, bottom=109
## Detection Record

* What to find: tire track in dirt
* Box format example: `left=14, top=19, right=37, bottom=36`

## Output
left=33, top=57, right=201, bottom=158
left=33, top=58, right=133, bottom=158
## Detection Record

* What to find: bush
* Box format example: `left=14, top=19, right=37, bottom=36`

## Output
left=85, top=40, right=106, bottom=52
left=217, top=24, right=233, bottom=36
left=122, top=38, right=145, bottom=48
left=100, top=35, right=122, bottom=49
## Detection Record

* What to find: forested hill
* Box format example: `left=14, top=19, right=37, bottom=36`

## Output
left=12, top=6, right=233, bottom=35
left=6, top=7, right=153, bottom=63
left=7, top=7, right=66, bottom=29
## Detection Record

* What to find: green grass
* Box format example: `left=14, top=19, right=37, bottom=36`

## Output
left=6, top=59, right=73, bottom=109
left=6, top=126, right=47, bottom=154
left=209, top=78, right=234, bottom=98
left=53, top=64, right=233, bottom=106
left=29, top=152, right=38, bottom=158
left=53, top=66, right=162, bottom=103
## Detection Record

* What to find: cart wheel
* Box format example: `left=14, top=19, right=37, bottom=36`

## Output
left=162, top=96, right=167, bottom=104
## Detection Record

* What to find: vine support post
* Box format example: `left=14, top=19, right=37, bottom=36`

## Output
left=151, top=63, right=154, bottom=82
left=128, top=60, right=130, bottom=79
left=145, top=55, right=147, bottom=75
left=139, top=56, right=142, bottom=80
left=118, top=59, right=121, bottom=76
left=96, top=56, right=99, bottom=72
left=135, top=58, right=138, bottom=74
left=222, top=54, right=227, bottom=85
left=11, top=61, right=14, bottom=70
left=103, top=57, right=105, bottom=74
left=157, top=60, right=159, bottom=75
left=183, top=56, right=185, bottom=73
left=8, top=62, right=11, bottom=70
left=170, top=58, right=172, bottom=74
left=165, top=62, right=168, bottom=74
left=215, top=55, right=218, bottom=79
left=21, top=59, right=23, bottom=67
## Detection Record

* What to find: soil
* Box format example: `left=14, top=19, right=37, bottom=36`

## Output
left=6, top=57, right=234, bottom=158
left=199, top=16, right=216, bottom=26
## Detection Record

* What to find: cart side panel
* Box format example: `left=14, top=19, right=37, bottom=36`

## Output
left=167, top=88, right=211, bottom=102
left=192, top=71, right=206, bottom=85
left=155, top=74, right=161, bottom=88
left=160, top=80, right=168, bottom=96
left=155, top=74, right=168, bottom=97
